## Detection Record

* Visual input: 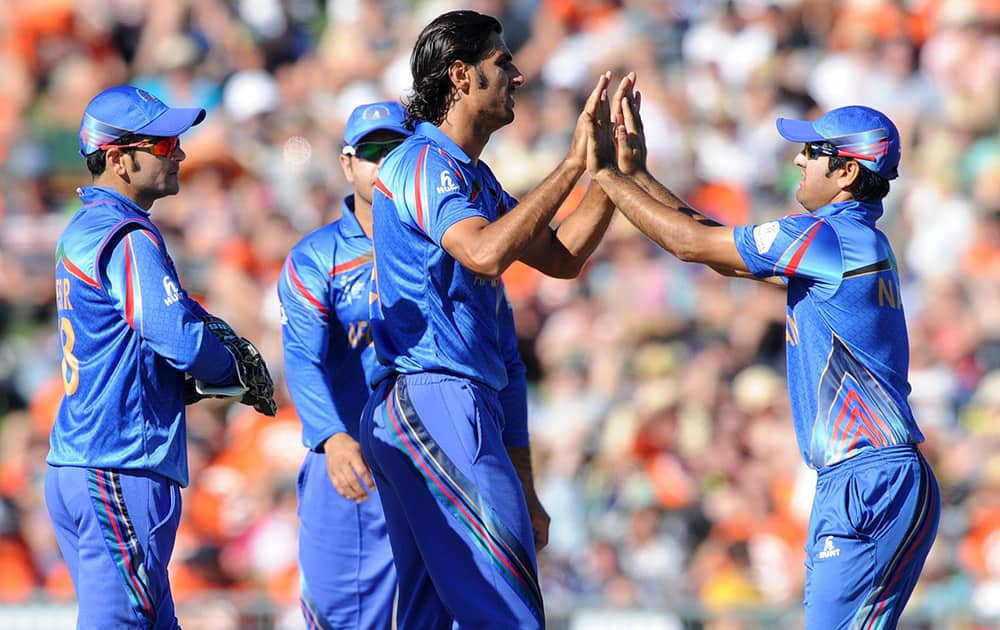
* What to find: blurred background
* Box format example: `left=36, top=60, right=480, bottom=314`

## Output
left=1, top=0, right=999, bottom=628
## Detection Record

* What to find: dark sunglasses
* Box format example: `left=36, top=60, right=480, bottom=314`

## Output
left=802, top=142, right=875, bottom=162
left=343, top=139, right=404, bottom=162
left=100, top=136, right=181, bottom=158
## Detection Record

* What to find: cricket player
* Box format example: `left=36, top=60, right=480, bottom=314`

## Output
left=277, top=100, right=410, bottom=629
left=360, top=10, right=618, bottom=629
left=585, top=76, right=940, bottom=629
left=46, top=85, right=275, bottom=629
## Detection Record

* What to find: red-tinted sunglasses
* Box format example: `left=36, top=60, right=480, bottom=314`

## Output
left=99, top=136, right=181, bottom=158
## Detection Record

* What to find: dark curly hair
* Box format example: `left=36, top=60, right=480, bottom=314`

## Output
left=404, top=11, right=503, bottom=126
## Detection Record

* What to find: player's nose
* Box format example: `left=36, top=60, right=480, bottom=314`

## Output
left=510, top=66, right=525, bottom=87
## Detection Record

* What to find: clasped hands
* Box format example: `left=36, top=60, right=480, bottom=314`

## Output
left=566, top=71, right=647, bottom=181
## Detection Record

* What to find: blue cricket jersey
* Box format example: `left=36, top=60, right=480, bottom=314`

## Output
left=278, top=197, right=385, bottom=449
left=734, top=199, right=925, bottom=470
left=370, top=121, right=529, bottom=447
left=48, top=186, right=236, bottom=486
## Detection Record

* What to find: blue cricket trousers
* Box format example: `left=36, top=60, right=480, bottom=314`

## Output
left=45, top=465, right=181, bottom=629
left=297, top=449, right=397, bottom=629
left=360, top=373, right=544, bottom=629
left=805, top=444, right=940, bottom=629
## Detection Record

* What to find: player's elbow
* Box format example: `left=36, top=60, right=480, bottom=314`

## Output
left=461, top=250, right=507, bottom=280
left=673, top=243, right=701, bottom=263
left=669, top=224, right=709, bottom=263
left=545, top=258, right=584, bottom=279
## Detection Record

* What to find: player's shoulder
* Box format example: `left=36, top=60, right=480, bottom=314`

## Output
left=63, top=199, right=156, bottom=254
left=769, top=212, right=839, bottom=237
left=288, top=222, right=340, bottom=263
left=383, top=134, right=454, bottom=177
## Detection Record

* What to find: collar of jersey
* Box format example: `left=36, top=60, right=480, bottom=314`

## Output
left=339, top=195, right=368, bottom=239
left=813, top=199, right=883, bottom=223
left=414, top=120, right=472, bottom=164
left=78, top=186, right=151, bottom=217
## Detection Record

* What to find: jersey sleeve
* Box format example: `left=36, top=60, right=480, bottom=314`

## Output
left=278, top=249, right=346, bottom=449
left=497, top=288, right=529, bottom=448
left=103, top=229, right=236, bottom=384
left=397, top=145, right=488, bottom=245
left=733, top=215, right=844, bottom=289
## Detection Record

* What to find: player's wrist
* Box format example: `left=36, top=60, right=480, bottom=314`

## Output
left=560, top=152, right=586, bottom=177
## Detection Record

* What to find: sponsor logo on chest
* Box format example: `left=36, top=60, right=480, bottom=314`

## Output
left=817, top=536, right=841, bottom=559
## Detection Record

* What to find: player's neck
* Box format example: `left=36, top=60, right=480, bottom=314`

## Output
left=438, top=108, right=494, bottom=163
left=91, top=174, right=154, bottom=211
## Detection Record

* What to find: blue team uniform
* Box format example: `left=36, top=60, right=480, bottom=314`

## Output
left=363, top=120, right=541, bottom=629
left=277, top=197, right=396, bottom=629
left=734, top=199, right=941, bottom=629
left=46, top=185, right=237, bottom=629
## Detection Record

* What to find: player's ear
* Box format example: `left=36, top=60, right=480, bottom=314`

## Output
left=339, top=153, right=356, bottom=185
left=836, top=159, right=862, bottom=191
left=448, top=60, right=472, bottom=94
left=105, top=147, right=133, bottom=178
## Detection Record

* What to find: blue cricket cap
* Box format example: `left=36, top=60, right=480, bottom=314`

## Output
left=343, top=101, right=410, bottom=147
left=78, top=85, right=206, bottom=156
left=776, top=105, right=900, bottom=180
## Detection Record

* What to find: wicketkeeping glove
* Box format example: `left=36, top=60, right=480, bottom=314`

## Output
left=199, top=315, right=278, bottom=416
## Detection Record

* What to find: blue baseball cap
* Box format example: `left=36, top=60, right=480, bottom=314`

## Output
left=776, top=105, right=900, bottom=180
left=343, top=101, right=410, bottom=147
left=78, top=85, right=206, bottom=156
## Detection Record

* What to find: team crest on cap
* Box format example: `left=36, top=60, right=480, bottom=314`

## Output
left=363, top=105, right=391, bottom=121
left=135, top=88, right=159, bottom=103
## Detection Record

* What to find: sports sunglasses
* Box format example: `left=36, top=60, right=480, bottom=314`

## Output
left=99, top=136, right=181, bottom=158
left=342, top=139, right=405, bottom=162
left=802, top=142, right=875, bottom=162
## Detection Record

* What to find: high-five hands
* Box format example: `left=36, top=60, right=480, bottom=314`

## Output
left=568, top=71, right=613, bottom=174
left=585, top=73, right=618, bottom=177
left=585, top=72, right=645, bottom=178
left=610, top=72, right=646, bottom=176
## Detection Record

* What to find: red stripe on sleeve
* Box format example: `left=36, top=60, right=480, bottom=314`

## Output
left=124, top=237, right=136, bottom=329
left=414, top=145, right=429, bottom=232
left=784, top=220, right=824, bottom=276
left=287, top=260, right=328, bottom=317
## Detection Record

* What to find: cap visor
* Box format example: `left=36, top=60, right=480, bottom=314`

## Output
left=136, top=107, right=207, bottom=137
left=775, top=118, right=824, bottom=142
left=347, top=122, right=411, bottom=146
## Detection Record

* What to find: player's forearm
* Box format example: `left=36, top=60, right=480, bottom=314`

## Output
left=470, top=160, right=583, bottom=277
left=594, top=169, right=705, bottom=260
left=286, top=376, right=346, bottom=449
left=529, top=182, right=615, bottom=279
left=634, top=170, right=722, bottom=227
left=507, top=445, right=539, bottom=499
left=282, top=335, right=346, bottom=449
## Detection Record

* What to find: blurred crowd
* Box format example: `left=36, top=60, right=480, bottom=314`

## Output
left=1, top=0, right=1000, bottom=626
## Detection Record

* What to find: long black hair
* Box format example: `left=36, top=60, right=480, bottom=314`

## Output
left=404, top=11, right=502, bottom=126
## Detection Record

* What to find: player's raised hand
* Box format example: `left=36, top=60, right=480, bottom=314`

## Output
left=567, top=71, right=612, bottom=173
left=323, top=432, right=376, bottom=502
left=584, top=74, right=617, bottom=177
left=611, top=73, right=646, bottom=176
